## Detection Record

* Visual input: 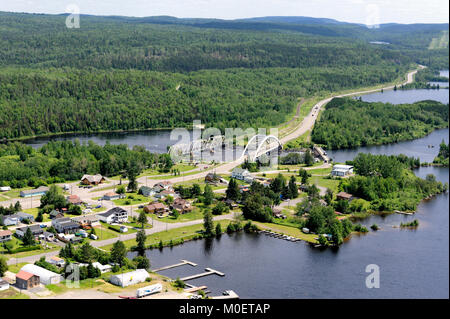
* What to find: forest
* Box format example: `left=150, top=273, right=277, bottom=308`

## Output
left=339, top=153, right=447, bottom=211
left=0, top=12, right=448, bottom=139
left=0, top=140, right=164, bottom=188
left=311, top=98, right=449, bottom=149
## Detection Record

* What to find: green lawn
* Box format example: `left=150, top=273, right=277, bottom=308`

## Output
left=112, top=193, right=149, bottom=206
left=310, top=176, right=340, bottom=192
left=100, top=220, right=232, bottom=251
left=22, top=207, right=51, bottom=222
left=88, top=224, right=120, bottom=241
left=150, top=208, right=205, bottom=223
left=253, top=221, right=318, bottom=244
left=6, top=262, right=28, bottom=274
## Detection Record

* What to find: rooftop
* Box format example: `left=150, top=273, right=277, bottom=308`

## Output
left=16, top=270, right=35, bottom=281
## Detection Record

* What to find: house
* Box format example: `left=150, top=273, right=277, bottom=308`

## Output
left=231, top=168, right=252, bottom=181
left=49, top=210, right=64, bottom=220
left=21, top=264, right=62, bottom=285
left=171, top=198, right=193, bottom=213
left=120, top=226, right=128, bottom=233
left=67, top=194, right=83, bottom=205
left=0, top=279, right=9, bottom=291
left=51, top=217, right=80, bottom=234
left=139, top=186, right=157, bottom=197
left=155, top=190, right=179, bottom=200
left=336, top=192, right=354, bottom=201
left=109, top=269, right=150, bottom=287
left=153, top=181, right=173, bottom=191
left=44, top=231, right=55, bottom=242
left=15, top=225, right=44, bottom=238
left=239, top=185, right=250, bottom=193
left=0, top=215, right=19, bottom=226
left=48, top=256, right=65, bottom=267
left=0, top=230, right=12, bottom=243
left=81, top=174, right=105, bottom=185
left=15, top=270, right=40, bottom=290
left=0, top=186, right=11, bottom=192
left=72, top=215, right=100, bottom=228
left=144, top=202, right=169, bottom=214
left=102, top=192, right=121, bottom=201
left=20, top=186, right=49, bottom=197
left=331, top=165, right=354, bottom=177
left=97, top=207, right=128, bottom=224
left=205, top=172, right=227, bottom=184
left=92, top=262, right=112, bottom=274
left=15, top=212, right=35, bottom=223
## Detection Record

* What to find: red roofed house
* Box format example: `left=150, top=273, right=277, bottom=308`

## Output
left=16, top=270, right=40, bottom=290
left=67, top=194, right=83, bottom=205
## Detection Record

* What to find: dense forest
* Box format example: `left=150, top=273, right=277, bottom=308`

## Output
left=0, top=12, right=448, bottom=139
left=0, top=140, right=165, bottom=187
left=311, top=98, right=449, bottom=149
left=433, top=140, right=449, bottom=166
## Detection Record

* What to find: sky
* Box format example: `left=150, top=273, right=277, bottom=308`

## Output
left=0, top=0, right=448, bottom=24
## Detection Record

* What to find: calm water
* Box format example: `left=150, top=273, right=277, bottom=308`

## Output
left=358, top=88, right=449, bottom=104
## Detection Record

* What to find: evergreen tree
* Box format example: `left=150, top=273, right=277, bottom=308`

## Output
left=203, top=209, right=215, bottom=237
left=23, top=227, right=35, bottom=246
left=225, top=178, right=240, bottom=201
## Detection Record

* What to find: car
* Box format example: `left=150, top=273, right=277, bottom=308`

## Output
left=96, top=205, right=102, bottom=208
left=138, top=205, right=144, bottom=209
left=39, top=224, right=47, bottom=228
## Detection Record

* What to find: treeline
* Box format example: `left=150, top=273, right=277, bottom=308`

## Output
left=433, top=140, right=449, bottom=166
left=312, top=98, right=449, bottom=149
left=0, top=65, right=407, bottom=139
left=0, top=140, right=163, bottom=188
left=340, top=153, right=447, bottom=211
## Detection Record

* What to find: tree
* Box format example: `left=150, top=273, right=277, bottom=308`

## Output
left=212, top=201, right=229, bottom=215
left=191, top=184, right=202, bottom=197
left=35, top=210, right=44, bottom=222
left=0, top=256, right=8, bottom=277
left=133, top=255, right=150, bottom=269
left=110, top=240, right=127, bottom=267
left=215, top=223, right=222, bottom=236
left=307, top=184, right=320, bottom=199
left=23, top=227, right=35, bottom=246
left=40, top=185, right=67, bottom=210
left=288, top=176, right=298, bottom=199
left=225, top=178, right=240, bottom=201
left=136, top=230, right=147, bottom=256
left=137, top=210, right=147, bottom=229
left=172, top=209, right=180, bottom=219
left=304, top=150, right=314, bottom=166
left=299, top=168, right=310, bottom=184
left=203, top=209, right=215, bottom=237
left=203, top=184, right=214, bottom=206
left=324, top=188, right=333, bottom=205
left=116, top=185, right=125, bottom=195
left=78, top=242, right=96, bottom=263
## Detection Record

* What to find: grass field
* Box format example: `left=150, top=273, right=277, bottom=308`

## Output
left=0, top=288, right=30, bottom=299
left=149, top=208, right=205, bottom=223
left=112, top=193, right=149, bottom=206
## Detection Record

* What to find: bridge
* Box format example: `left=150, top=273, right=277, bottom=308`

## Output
left=168, top=134, right=283, bottom=162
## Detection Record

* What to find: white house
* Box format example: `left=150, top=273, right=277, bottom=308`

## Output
left=51, top=217, right=80, bottom=234
left=0, top=215, right=19, bottom=226
left=97, top=207, right=128, bottom=224
left=109, top=269, right=150, bottom=287
left=92, top=262, right=112, bottom=274
left=331, top=164, right=354, bottom=177
left=0, top=279, right=9, bottom=291
left=20, top=264, right=62, bottom=285
left=231, top=168, right=252, bottom=181
left=48, top=256, right=66, bottom=267
left=0, top=186, right=11, bottom=192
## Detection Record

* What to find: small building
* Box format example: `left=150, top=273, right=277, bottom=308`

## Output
left=239, top=185, right=250, bottom=193
left=67, top=194, right=83, bottom=205
left=92, top=262, right=112, bottom=274
left=44, top=231, right=55, bottom=242
left=0, top=230, right=13, bottom=243
left=48, top=256, right=66, bottom=267
left=144, top=202, right=169, bottom=214
left=205, top=172, right=226, bottom=184
left=20, top=186, right=49, bottom=198
left=109, top=269, right=150, bottom=288
left=52, top=217, right=80, bottom=234
left=336, top=192, right=354, bottom=201
left=171, top=198, right=193, bottom=213
left=72, top=215, right=100, bottom=228
left=331, top=165, right=354, bottom=177
left=153, top=181, right=173, bottom=192
left=0, top=279, right=9, bottom=291
left=102, top=192, right=121, bottom=201
left=139, top=186, right=157, bottom=197
left=0, top=215, right=19, bottom=226
left=15, top=225, right=44, bottom=238
left=0, top=186, right=11, bottom=192
left=81, top=174, right=105, bottom=185
left=20, top=264, right=62, bottom=285
left=15, top=270, right=40, bottom=290
left=49, top=210, right=64, bottom=220
left=155, top=190, right=179, bottom=200
left=97, top=207, right=128, bottom=224
left=224, top=199, right=238, bottom=209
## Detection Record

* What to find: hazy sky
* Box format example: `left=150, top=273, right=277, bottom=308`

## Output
left=0, top=0, right=448, bottom=24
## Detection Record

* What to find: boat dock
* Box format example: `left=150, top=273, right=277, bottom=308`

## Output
left=259, top=230, right=302, bottom=242
left=152, top=260, right=198, bottom=272
left=395, top=210, right=414, bottom=215
left=211, top=290, right=239, bottom=299
left=184, top=285, right=208, bottom=293
left=180, top=268, right=225, bottom=281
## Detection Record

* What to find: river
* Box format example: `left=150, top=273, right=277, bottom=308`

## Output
left=23, top=75, right=449, bottom=298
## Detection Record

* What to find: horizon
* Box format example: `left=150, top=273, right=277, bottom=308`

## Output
left=0, top=0, right=448, bottom=25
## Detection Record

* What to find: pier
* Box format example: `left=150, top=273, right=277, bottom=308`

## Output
left=152, top=260, right=198, bottom=272
left=211, top=290, right=239, bottom=299
left=180, top=268, right=225, bottom=281
left=184, top=285, right=208, bottom=293
left=259, top=230, right=302, bottom=242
